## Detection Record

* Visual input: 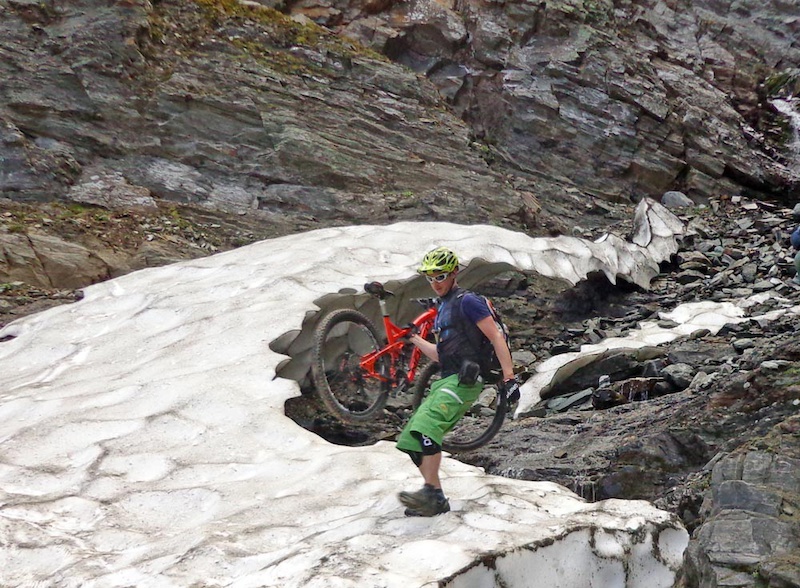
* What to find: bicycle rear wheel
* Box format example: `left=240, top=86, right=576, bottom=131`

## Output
left=312, top=309, right=390, bottom=423
left=411, top=362, right=507, bottom=452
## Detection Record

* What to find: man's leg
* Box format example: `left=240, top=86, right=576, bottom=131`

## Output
left=395, top=374, right=479, bottom=516
left=398, top=435, right=450, bottom=516
left=419, top=451, right=442, bottom=489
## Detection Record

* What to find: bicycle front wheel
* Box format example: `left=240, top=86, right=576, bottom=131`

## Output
left=411, top=362, right=507, bottom=452
left=312, top=309, right=390, bottom=423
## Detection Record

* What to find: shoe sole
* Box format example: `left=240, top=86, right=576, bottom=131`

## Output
left=403, top=506, right=451, bottom=517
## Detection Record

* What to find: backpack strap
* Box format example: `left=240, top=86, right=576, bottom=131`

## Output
left=455, top=290, right=487, bottom=355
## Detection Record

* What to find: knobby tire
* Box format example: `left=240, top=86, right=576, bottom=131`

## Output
left=411, top=362, right=507, bottom=452
left=311, top=309, right=389, bottom=423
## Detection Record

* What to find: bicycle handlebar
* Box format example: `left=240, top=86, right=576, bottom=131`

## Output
left=364, top=282, right=437, bottom=310
left=412, top=297, right=438, bottom=309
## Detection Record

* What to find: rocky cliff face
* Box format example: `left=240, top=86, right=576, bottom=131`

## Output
left=1, top=0, right=540, bottom=230
left=2, top=0, right=798, bottom=240
left=325, top=0, right=800, bottom=204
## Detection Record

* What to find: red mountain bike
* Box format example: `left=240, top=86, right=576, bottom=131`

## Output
left=311, top=281, right=509, bottom=452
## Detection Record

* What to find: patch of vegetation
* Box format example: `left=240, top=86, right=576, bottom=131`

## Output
left=145, top=12, right=170, bottom=45
left=195, top=0, right=323, bottom=47
left=383, top=189, right=416, bottom=199
left=470, top=140, right=496, bottom=165
left=582, top=0, right=613, bottom=26
left=546, top=0, right=614, bottom=27
left=763, top=69, right=800, bottom=98
left=193, top=0, right=387, bottom=64
left=773, top=368, right=800, bottom=391
left=230, top=235, right=252, bottom=248
left=165, top=206, right=192, bottom=231
left=62, top=203, right=93, bottom=218
left=136, top=0, right=389, bottom=91
left=232, top=38, right=320, bottom=76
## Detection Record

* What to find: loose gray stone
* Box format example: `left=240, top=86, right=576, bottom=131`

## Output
left=662, top=191, right=694, bottom=208
left=662, top=363, right=695, bottom=390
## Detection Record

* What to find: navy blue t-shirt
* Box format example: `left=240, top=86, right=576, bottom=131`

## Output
left=434, top=289, right=491, bottom=377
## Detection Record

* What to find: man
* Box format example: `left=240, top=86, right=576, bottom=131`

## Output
left=396, top=247, right=519, bottom=517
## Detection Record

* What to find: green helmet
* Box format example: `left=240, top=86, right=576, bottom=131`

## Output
left=418, top=247, right=459, bottom=274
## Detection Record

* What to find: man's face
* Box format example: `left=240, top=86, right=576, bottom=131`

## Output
left=425, top=270, right=456, bottom=296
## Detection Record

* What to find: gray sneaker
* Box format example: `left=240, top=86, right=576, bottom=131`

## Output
left=398, top=485, right=450, bottom=517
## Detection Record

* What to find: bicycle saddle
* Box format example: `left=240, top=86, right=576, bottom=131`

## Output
left=364, top=281, right=394, bottom=299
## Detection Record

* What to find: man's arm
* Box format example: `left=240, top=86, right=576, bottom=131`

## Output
left=408, top=333, right=439, bottom=362
left=475, top=315, right=514, bottom=381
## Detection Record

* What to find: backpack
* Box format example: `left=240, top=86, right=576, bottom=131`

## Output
left=453, top=290, right=510, bottom=383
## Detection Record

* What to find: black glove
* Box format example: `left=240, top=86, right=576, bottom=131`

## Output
left=501, top=377, right=520, bottom=404
left=401, top=323, right=420, bottom=341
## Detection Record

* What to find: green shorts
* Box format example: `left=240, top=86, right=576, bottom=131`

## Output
left=396, top=373, right=483, bottom=453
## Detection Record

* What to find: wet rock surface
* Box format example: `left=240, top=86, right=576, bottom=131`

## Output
left=1, top=0, right=549, bottom=230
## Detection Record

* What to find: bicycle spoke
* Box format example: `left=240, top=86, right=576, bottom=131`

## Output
left=312, top=310, right=389, bottom=422
left=444, top=387, right=502, bottom=447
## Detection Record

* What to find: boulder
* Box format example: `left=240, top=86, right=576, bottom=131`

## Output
left=0, top=231, right=110, bottom=289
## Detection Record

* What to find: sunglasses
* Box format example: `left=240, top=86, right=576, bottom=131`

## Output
left=425, top=272, right=451, bottom=284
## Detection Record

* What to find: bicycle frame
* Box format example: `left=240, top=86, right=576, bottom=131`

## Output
left=359, top=284, right=437, bottom=393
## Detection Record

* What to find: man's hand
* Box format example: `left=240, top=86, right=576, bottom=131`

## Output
left=401, top=324, right=420, bottom=341
left=501, top=377, right=520, bottom=404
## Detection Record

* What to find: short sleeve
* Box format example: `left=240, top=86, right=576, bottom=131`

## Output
left=461, top=293, right=492, bottom=324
